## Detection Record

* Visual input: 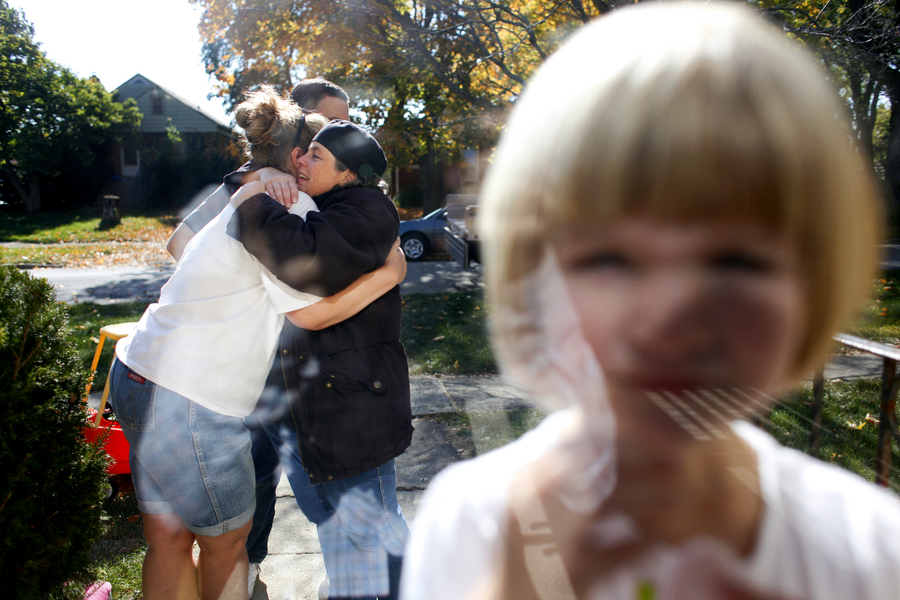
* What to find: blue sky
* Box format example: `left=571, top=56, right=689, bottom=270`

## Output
left=11, top=0, right=232, bottom=125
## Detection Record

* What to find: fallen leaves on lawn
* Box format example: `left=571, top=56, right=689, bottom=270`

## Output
left=4, top=242, right=174, bottom=268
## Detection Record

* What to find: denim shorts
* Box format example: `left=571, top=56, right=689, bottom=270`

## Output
left=108, top=358, right=256, bottom=536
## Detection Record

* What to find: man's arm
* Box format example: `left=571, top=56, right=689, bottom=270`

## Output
left=286, top=238, right=406, bottom=330
left=165, top=184, right=233, bottom=261
left=166, top=222, right=195, bottom=262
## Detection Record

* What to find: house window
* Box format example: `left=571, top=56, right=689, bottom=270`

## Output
left=152, top=97, right=163, bottom=115
left=123, top=146, right=138, bottom=166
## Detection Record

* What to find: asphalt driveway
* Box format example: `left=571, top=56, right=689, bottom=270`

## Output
left=29, top=259, right=483, bottom=304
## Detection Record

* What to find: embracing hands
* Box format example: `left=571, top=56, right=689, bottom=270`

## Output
left=230, top=167, right=306, bottom=209
left=259, top=167, right=301, bottom=208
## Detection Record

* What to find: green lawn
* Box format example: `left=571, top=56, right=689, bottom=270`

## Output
left=68, top=302, right=150, bottom=394
left=401, top=291, right=496, bottom=374
left=89, top=491, right=145, bottom=600
left=66, top=289, right=498, bottom=395
left=0, top=208, right=178, bottom=268
left=0, top=207, right=178, bottom=243
left=771, top=380, right=900, bottom=493
left=848, top=274, right=900, bottom=345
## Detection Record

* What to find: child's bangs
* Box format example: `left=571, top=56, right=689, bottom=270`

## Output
left=546, top=59, right=815, bottom=238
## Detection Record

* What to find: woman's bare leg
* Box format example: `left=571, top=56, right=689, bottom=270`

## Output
left=142, top=512, right=199, bottom=600
left=195, top=520, right=253, bottom=600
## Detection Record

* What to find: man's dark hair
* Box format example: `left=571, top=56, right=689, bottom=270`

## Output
left=290, top=77, right=349, bottom=110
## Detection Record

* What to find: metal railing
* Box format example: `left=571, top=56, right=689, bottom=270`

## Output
left=811, top=334, right=900, bottom=486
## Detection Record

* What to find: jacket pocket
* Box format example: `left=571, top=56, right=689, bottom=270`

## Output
left=319, top=367, right=389, bottom=396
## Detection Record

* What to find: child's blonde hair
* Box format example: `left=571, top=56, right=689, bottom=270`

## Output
left=481, top=2, right=881, bottom=399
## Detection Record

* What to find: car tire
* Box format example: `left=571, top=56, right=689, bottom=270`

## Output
left=401, top=233, right=429, bottom=261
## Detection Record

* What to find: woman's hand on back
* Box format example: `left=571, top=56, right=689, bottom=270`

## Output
left=258, top=167, right=300, bottom=209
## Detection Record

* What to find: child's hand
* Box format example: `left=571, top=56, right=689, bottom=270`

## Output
left=258, top=167, right=299, bottom=208
left=230, top=181, right=266, bottom=208
left=384, top=238, right=407, bottom=285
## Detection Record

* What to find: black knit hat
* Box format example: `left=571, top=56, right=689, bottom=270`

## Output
left=312, top=120, right=387, bottom=181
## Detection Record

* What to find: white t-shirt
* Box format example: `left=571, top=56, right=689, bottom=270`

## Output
left=117, top=193, right=321, bottom=417
left=400, top=411, right=900, bottom=600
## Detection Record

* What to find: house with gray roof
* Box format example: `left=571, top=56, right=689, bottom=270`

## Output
left=107, top=74, right=238, bottom=207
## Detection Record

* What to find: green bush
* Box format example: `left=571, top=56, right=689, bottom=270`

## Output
left=0, top=266, right=109, bottom=599
left=394, top=185, right=423, bottom=209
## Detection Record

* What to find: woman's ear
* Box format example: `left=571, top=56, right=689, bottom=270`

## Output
left=291, top=147, right=304, bottom=172
left=340, top=169, right=357, bottom=186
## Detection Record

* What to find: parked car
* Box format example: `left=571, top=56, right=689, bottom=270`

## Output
left=399, top=207, right=447, bottom=260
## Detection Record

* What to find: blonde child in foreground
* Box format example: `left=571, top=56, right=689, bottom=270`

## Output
left=400, top=3, right=900, bottom=600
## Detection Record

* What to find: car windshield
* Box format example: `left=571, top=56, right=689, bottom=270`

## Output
left=423, top=207, right=445, bottom=219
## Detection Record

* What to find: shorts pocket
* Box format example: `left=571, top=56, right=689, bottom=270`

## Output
left=110, top=360, right=158, bottom=431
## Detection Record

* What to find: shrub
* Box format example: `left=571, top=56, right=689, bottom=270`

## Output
left=394, top=185, right=423, bottom=209
left=0, top=266, right=109, bottom=599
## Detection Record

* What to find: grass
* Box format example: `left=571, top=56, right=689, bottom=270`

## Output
left=0, top=243, right=174, bottom=268
left=65, top=289, right=497, bottom=394
left=400, top=290, right=496, bottom=374
left=847, top=271, right=900, bottom=345
left=0, top=207, right=178, bottom=268
left=67, top=302, right=150, bottom=393
left=90, top=488, right=145, bottom=600
left=0, top=207, right=179, bottom=244
left=770, top=379, right=900, bottom=493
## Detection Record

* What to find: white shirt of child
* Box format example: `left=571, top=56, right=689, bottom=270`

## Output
left=400, top=411, right=900, bottom=600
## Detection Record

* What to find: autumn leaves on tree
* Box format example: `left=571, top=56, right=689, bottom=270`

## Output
left=191, top=0, right=900, bottom=220
left=190, top=0, right=607, bottom=211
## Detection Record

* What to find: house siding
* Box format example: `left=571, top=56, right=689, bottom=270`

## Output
left=106, top=74, right=238, bottom=208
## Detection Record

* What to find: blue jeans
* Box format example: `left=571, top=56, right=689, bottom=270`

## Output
left=108, top=358, right=256, bottom=536
left=264, top=417, right=409, bottom=599
left=245, top=418, right=281, bottom=564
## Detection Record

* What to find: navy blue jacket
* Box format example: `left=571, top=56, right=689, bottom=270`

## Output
left=230, top=186, right=413, bottom=482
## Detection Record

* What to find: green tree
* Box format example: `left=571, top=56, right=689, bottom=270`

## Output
left=757, top=0, right=900, bottom=218
left=194, top=0, right=900, bottom=215
left=0, top=1, right=141, bottom=212
left=191, top=0, right=607, bottom=210
left=0, top=266, right=109, bottom=599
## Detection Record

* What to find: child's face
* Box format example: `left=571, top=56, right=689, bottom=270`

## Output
left=555, top=218, right=806, bottom=401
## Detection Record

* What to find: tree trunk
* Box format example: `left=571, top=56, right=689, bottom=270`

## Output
left=3, top=165, right=36, bottom=212
left=885, top=88, right=900, bottom=228
left=26, top=176, right=41, bottom=213
left=420, top=146, right=442, bottom=214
